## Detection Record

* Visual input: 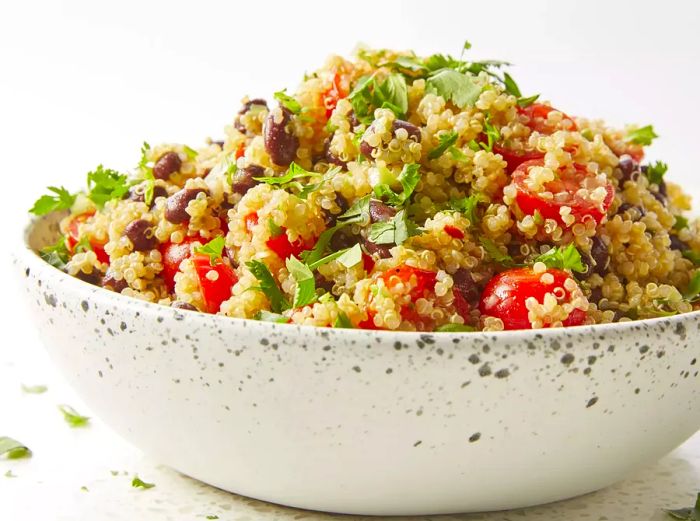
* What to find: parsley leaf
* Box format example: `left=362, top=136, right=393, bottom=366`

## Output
left=627, top=125, right=658, bottom=146
left=39, top=236, right=71, bottom=270
left=480, top=113, right=500, bottom=152
left=30, top=186, right=77, bottom=216
left=194, top=236, right=225, bottom=266
left=286, top=256, right=316, bottom=308
left=646, top=161, right=668, bottom=185
left=273, top=89, right=302, bottom=114
left=131, top=476, right=155, bottom=490
left=21, top=384, right=48, bottom=394
left=479, top=237, right=514, bottom=266
left=534, top=244, right=586, bottom=273
left=58, top=404, right=90, bottom=428
left=435, top=324, right=476, bottom=332
left=664, top=492, right=700, bottom=520
left=449, top=193, right=485, bottom=226
left=685, top=272, right=700, bottom=302
left=428, top=131, right=459, bottom=160
left=369, top=209, right=421, bottom=245
left=254, top=310, right=289, bottom=323
left=334, top=312, right=354, bottom=329
left=426, top=69, right=481, bottom=109
left=246, top=260, right=290, bottom=313
left=86, top=165, right=132, bottom=207
left=373, top=163, right=421, bottom=206
left=0, top=437, right=31, bottom=459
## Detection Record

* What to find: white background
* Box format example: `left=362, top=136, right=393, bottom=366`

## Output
left=1, top=1, right=699, bottom=519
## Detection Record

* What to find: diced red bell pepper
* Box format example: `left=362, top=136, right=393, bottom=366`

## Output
left=266, top=227, right=315, bottom=260
left=444, top=225, right=464, bottom=239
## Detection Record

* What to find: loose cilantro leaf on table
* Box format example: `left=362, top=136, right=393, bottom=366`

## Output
left=273, top=89, right=302, bottom=114
left=435, top=324, right=476, bottom=332
left=131, top=476, right=155, bottom=490
left=246, top=260, right=290, bottom=313
left=21, top=384, right=48, bottom=394
left=646, top=161, right=668, bottom=185
left=30, top=186, right=77, bottom=216
left=479, top=237, right=514, bottom=266
left=58, top=404, right=90, bottom=428
left=0, top=437, right=31, bottom=459
left=664, top=492, right=700, bottom=520
left=286, top=256, right=317, bottom=308
left=426, top=69, right=481, bottom=109
left=428, top=131, right=459, bottom=160
left=194, top=236, right=225, bottom=266
left=86, top=165, right=132, bottom=207
left=373, top=163, right=421, bottom=206
left=627, top=125, right=658, bottom=146
left=39, top=236, right=71, bottom=270
left=534, top=244, right=586, bottom=273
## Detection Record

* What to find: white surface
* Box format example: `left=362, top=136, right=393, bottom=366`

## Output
left=2, top=0, right=700, bottom=519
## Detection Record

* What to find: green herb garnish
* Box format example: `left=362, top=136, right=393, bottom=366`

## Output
left=183, top=145, right=198, bottom=160
left=21, top=384, right=47, bottom=394
left=685, top=272, right=700, bottom=302
left=246, top=260, right=290, bottom=313
left=425, top=69, right=481, bottom=109
left=348, top=73, right=408, bottom=123
left=286, top=256, right=316, bottom=308
left=194, top=236, right=225, bottom=266
left=479, top=113, right=500, bottom=152
left=131, top=476, right=155, bottom=490
left=86, top=165, right=132, bottom=207
left=427, top=131, right=459, bottom=160
left=517, top=94, right=540, bottom=108
left=334, top=312, right=354, bottom=329
left=39, top=236, right=71, bottom=270
left=673, top=215, right=689, bottom=231
left=479, top=237, right=514, bottom=266
left=373, top=163, right=421, bottom=206
left=369, top=209, right=421, bottom=245
left=683, top=250, right=700, bottom=266
left=254, top=310, right=289, bottom=323
left=627, top=125, right=658, bottom=146
left=0, top=437, right=31, bottom=459
left=335, top=243, right=362, bottom=268
left=664, top=492, right=700, bottom=520
left=646, top=161, right=668, bottom=185
left=58, top=404, right=90, bottom=428
left=449, top=194, right=485, bottom=226
left=273, top=89, right=302, bottom=114
left=30, top=186, right=77, bottom=216
left=253, top=161, right=319, bottom=186
left=534, top=244, right=586, bottom=273
left=435, top=324, right=476, bottom=332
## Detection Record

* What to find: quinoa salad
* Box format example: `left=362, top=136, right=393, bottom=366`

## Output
left=30, top=42, right=700, bottom=332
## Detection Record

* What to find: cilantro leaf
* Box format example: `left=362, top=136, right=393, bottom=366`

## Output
left=274, top=89, right=302, bottom=114
left=58, top=404, right=90, bottom=428
left=21, top=384, right=47, bottom=394
left=334, top=312, right=354, bottom=329
left=348, top=73, right=408, bottom=123
left=254, top=310, right=289, bottom=323
left=138, top=141, right=151, bottom=171
left=683, top=250, right=700, bottom=266
left=246, top=260, right=290, bottom=313
left=480, top=113, right=500, bottom=152
left=30, top=186, right=77, bottom=216
left=479, top=237, right=514, bottom=266
left=426, top=69, right=481, bottom=109
left=0, top=437, right=31, bottom=459
left=286, top=256, right=316, bottom=308
left=183, top=145, right=198, bottom=160
left=673, top=216, right=689, bottom=231
left=435, top=324, right=476, bottom=332
left=502, top=72, right=521, bottom=97
left=428, top=131, right=459, bottom=160
left=131, top=476, right=155, bottom=490
left=373, top=163, right=421, bottom=206
left=253, top=162, right=320, bottom=186
left=194, top=236, right=226, bottom=266
left=517, top=94, right=540, bottom=108
left=534, top=244, right=586, bottom=273
left=336, top=195, right=371, bottom=225
left=86, top=165, right=132, bottom=207
left=664, top=492, right=700, bottom=520
left=375, top=73, right=408, bottom=116
left=336, top=243, right=362, bottom=268
left=449, top=194, right=485, bottom=226
left=627, top=125, right=658, bottom=146
left=369, top=209, right=421, bottom=245
left=206, top=516, right=220, bottom=520
left=685, top=272, right=700, bottom=302
left=646, top=161, right=668, bottom=185
left=39, top=236, right=71, bottom=270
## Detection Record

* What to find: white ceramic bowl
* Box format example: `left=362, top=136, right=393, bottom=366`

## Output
left=16, top=213, right=700, bottom=515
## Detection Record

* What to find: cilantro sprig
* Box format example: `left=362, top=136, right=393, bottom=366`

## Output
left=427, top=131, right=459, bottom=160
left=373, top=163, right=421, bottom=206
left=194, top=236, right=226, bottom=266
left=30, top=186, right=77, bottom=216
left=348, top=72, right=408, bottom=124
left=534, top=244, right=586, bottom=273
left=646, top=161, right=668, bottom=185
left=627, top=125, right=658, bottom=146
left=246, top=260, right=290, bottom=313
left=86, top=165, right=132, bottom=207
left=448, top=193, right=485, bottom=226
left=426, top=69, right=481, bottom=109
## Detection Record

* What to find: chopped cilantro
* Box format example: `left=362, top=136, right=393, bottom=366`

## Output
left=334, top=312, right=354, bottom=329
left=335, top=243, right=362, bottom=268
left=627, top=125, right=658, bottom=146
left=301, top=224, right=345, bottom=266
left=448, top=146, right=469, bottom=161
left=39, top=236, right=71, bottom=270
left=534, top=244, right=586, bottom=273
left=336, top=195, right=371, bottom=225
left=131, top=476, right=155, bottom=489
left=427, top=131, right=459, bottom=160
left=664, top=492, right=700, bottom=520
left=435, top=324, right=475, bottom=332
left=268, top=218, right=283, bottom=237
left=480, top=114, right=500, bottom=152
left=193, top=236, right=225, bottom=266
left=286, top=256, right=316, bottom=308
left=685, top=272, right=700, bottom=302
left=348, top=73, right=408, bottom=123
left=0, top=437, right=31, bottom=459
left=30, top=186, right=77, bottom=216
left=138, top=141, right=151, bottom=171
left=674, top=215, right=689, bottom=231
left=253, top=162, right=319, bottom=186
left=183, top=145, right=198, bottom=160
left=254, top=310, right=289, bottom=323
left=683, top=250, right=700, bottom=266
left=426, top=69, right=481, bottom=109
left=369, top=209, right=421, bottom=245
left=58, top=404, right=90, bottom=428
left=21, top=384, right=47, bottom=394
left=449, top=193, right=485, bottom=226
left=517, top=94, right=540, bottom=108
left=373, top=163, right=421, bottom=206
left=479, top=237, right=514, bottom=266
left=646, top=161, right=668, bottom=185
left=502, top=72, right=521, bottom=97
left=86, top=165, right=132, bottom=207
left=246, top=260, right=290, bottom=313
left=273, top=89, right=302, bottom=114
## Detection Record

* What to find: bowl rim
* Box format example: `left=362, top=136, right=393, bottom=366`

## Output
left=19, top=213, right=700, bottom=340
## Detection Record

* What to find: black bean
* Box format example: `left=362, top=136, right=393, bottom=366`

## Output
left=323, top=194, right=349, bottom=227
left=124, top=219, right=157, bottom=251
left=314, top=272, right=334, bottom=294
left=581, top=237, right=610, bottom=279
left=359, top=139, right=374, bottom=158
left=618, top=154, right=639, bottom=183
left=153, top=151, right=182, bottom=180
left=651, top=190, right=666, bottom=205
left=616, top=203, right=645, bottom=221
left=263, top=107, right=299, bottom=166
left=75, top=270, right=101, bottom=286
left=670, top=234, right=687, bottom=251
left=224, top=247, right=238, bottom=268
left=348, top=111, right=360, bottom=128
left=128, top=185, right=168, bottom=208
left=235, top=99, right=268, bottom=132
left=165, top=188, right=208, bottom=224
left=362, top=238, right=392, bottom=259
left=324, top=139, right=347, bottom=167
left=588, top=287, right=603, bottom=304
left=452, top=269, right=480, bottom=306
left=392, top=120, right=421, bottom=142
left=657, top=179, right=668, bottom=197
left=330, top=230, right=358, bottom=251
left=171, top=301, right=197, bottom=311
left=231, top=164, right=263, bottom=195
left=369, top=199, right=396, bottom=223
left=102, top=272, right=128, bottom=293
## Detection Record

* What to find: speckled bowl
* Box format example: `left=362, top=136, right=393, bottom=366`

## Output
left=16, top=212, right=700, bottom=516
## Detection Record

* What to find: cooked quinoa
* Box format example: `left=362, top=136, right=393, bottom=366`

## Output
left=30, top=43, right=700, bottom=332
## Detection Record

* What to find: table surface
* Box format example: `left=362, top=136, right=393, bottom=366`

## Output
left=1, top=332, right=698, bottom=521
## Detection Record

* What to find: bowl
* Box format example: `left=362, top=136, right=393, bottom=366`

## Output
left=15, top=212, right=700, bottom=516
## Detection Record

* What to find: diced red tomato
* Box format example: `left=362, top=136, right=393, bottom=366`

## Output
left=453, top=291, right=471, bottom=320
left=265, top=227, right=315, bottom=260
left=235, top=143, right=245, bottom=159
left=66, top=212, right=109, bottom=264
left=321, top=72, right=348, bottom=119
left=160, top=238, right=199, bottom=292
left=518, top=103, right=578, bottom=134
left=362, top=252, right=375, bottom=273
left=444, top=225, right=465, bottom=239
left=379, top=265, right=437, bottom=300
left=511, top=159, right=614, bottom=227
left=244, top=212, right=259, bottom=233
left=479, top=267, right=586, bottom=330
left=357, top=311, right=382, bottom=330
left=192, top=254, right=238, bottom=313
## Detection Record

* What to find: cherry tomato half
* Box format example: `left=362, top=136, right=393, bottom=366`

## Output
left=493, top=144, right=545, bottom=174
left=66, top=212, right=109, bottom=264
left=479, top=267, right=586, bottom=330
left=518, top=103, right=578, bottom=135
left=510, top=159, right=614, bottom=227
left=192, top=254, right=238, bottom=313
